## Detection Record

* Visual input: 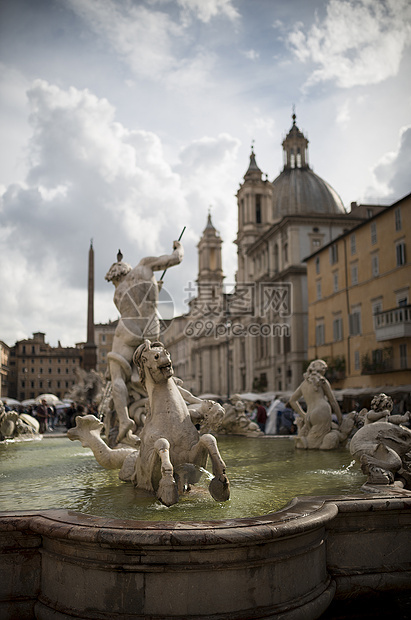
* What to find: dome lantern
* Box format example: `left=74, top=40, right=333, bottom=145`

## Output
left=282, top=111, right=309, bottom=170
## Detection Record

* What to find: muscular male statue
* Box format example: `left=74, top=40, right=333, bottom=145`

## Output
left=105, top=241, right=184, bottom=442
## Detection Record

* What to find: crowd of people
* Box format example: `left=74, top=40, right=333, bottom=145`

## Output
left=245, top=398, right=297, bottom=435
left=1, top=400, right=99, bottom=434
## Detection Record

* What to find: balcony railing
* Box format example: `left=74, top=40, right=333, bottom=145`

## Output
left=374, top=305, right=411, bottom=341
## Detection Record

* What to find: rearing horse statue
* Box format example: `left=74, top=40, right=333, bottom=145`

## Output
left=68, top=341, right=230, bottom=507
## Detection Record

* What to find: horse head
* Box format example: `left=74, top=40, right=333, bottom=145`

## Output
left=133, top=340, right=174, bottom=388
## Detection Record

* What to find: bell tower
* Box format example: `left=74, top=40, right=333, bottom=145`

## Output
left=196, top=212, right=224, bottom=301
left=235, top=145, right=272, bottom=283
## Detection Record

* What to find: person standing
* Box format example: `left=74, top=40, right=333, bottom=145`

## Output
left=255, top=400, right=267, bottom=433
left=36, top=399, right=49, bottom=434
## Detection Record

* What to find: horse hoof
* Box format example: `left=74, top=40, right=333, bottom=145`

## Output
left=157, top=476, right=179, bottom=507
left=209, top=475, right=230, bottom=502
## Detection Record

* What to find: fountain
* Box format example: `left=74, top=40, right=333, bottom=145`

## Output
left=1, top=243, right=410, bottom=620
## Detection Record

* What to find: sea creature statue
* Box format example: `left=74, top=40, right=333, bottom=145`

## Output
left=350, top=393, right=411, bottom=488
left=68, top=341, right=230, bottom=507
left=289, top=359, right=354, bottom=449
left=221, top=395, right=262, bottom=437
left=0, top=403, right=40, bottom=441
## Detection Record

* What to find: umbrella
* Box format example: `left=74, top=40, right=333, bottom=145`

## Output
left=1, top=397, right=21, bottom=407
left=35, top=393, right=63, bottom=406
left=21, top=399, right=37, bottom=406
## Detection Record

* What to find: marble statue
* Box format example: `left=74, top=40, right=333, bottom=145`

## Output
left=221, top=395, right=263, bottom=437
left=0, top=402, right=40, bottom=441
left=104, top=241, right=184, bottom=444
left=289, top=359, right=354, bottom=450
left=68, top=341, right=230, bottom=507
left=350, top=393, right=411, bottom=488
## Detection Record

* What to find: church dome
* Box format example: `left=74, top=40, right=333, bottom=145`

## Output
left=272, top=114, right=345, bottom=218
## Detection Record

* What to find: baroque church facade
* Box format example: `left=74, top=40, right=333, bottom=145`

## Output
left=163, top=114, right=369, bottom=397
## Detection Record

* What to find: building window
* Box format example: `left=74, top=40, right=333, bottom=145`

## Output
left=367, top=208, right=373, bottom=218
left=316, top=323, right=325, bottom=346
left=255, top=194, right=262, bottom=224
left=333, top=272, right=339, bottom=293
left=396, top=241, right=406, bottom=266
left=350, top=233, right=356, bottom=255
left=351, top=264, right=358, bottom=285
left=101, top=334, right=106, bottom=343
left=316, top=280, right=322, bottom=300
left=311, top=238, right=322, bottom=253
left=354, top=351, right=360, bottom=371
left=395, top=207, right=402, bottom=231
left=315, top=256, right=320, bottom=274
left=329, top=244, right=338, bottom=265
left=283, top=243, right=288, bottom=263
left=370, top=222, right=377, bottom=245
left=333, top=317, right=343, bottom=342
left=273, top=244, right=279, bottom=272
left=48, top=368, right=52, bottom=374
left=349, top=308, right=362, bottom=336
left=396, top=290, right=408, bottom=306
left=371, top=254, right=379, bottom=277
left=400, top=344, right=408, bottom=369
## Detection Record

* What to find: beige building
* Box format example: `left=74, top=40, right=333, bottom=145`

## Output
left=165, top=114, right=370, bottom=395
left=8, top=332, right=82, bottom=401
left=0, top=340, right=10, bottom=399
left=94, top=320, right=118, bottom=376
left=306, top=193, right=411, bottom=389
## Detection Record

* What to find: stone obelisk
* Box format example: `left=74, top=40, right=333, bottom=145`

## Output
left=82, top=240, right=97, bottom=371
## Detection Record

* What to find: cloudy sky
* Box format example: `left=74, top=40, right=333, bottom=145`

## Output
left=1, top=0, right=410, bottom=348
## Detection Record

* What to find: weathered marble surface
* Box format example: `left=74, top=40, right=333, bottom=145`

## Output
left=104, top=242, right=184, bottom=445
left=69, top=341, right=230, bottom=507
left=0, top=402, right=40, bottom=440
left=350, top=393, right=411, bottom=488
left=1, top=492, right=410, bottom=620
left=289, top=360, right=354, bottom=450
left=220, top=395, right=263, bottom=437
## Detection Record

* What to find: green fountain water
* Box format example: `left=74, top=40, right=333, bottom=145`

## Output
left=0, top=435, right=364, bottom=522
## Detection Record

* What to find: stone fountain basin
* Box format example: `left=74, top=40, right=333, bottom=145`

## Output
left=1, top=492, right=411, bottom=620
left=1, top=435, right=411, bottom=619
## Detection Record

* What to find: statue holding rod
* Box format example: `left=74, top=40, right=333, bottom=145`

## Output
left=105, top=233, right=184, bottom=443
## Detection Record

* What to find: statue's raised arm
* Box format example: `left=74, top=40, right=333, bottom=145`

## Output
left=104, top=239, right=184, bottom=444
left=139, top=240, right=184, bottom=274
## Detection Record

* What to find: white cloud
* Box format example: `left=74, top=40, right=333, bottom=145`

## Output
left=336, top=100, right=350, bottom=126
left=67, top=0, right=181, bottom=80
left=66, top=0, right=224, bottom=89
left=0, top=63, right=31, bottom=185
left=365, top=125, right=411, bottom=202
left=245, top=112, right=276, bottom=141
left=288, top=0, right=411, bottom=89
left=177, top=0, right=240, bottom=23
left=0, top=79, right=242, bottom=345
left=243, top=49, right=260, bottom=61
